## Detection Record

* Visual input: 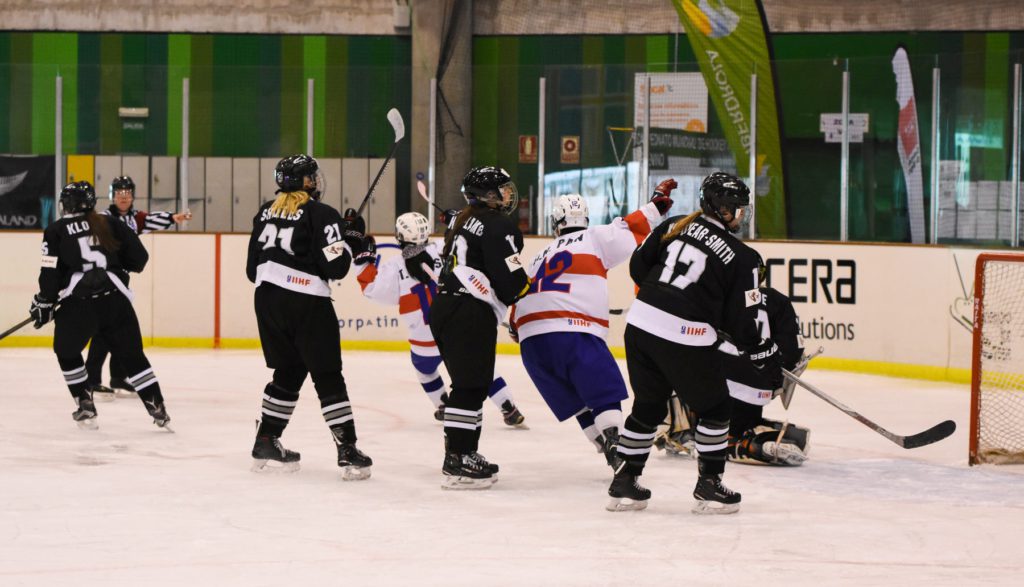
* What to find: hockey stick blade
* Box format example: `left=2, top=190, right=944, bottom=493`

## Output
left=899, top=419, right=956, bottom=449
left=354, top=108, right=405, bottom=217
left=783, top=369, right=957, bottom=449
left=0, top=316, right=34, bottom=341
left=416, top=180, right=446, bottom=214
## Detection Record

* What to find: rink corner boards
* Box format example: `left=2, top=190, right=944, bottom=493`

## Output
left=1, top=335, right=972, bottom=385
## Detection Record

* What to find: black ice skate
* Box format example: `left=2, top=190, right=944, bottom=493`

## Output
left=143, top=399, right=173, bottom=432
left=110, top=377, right=137, bottom=399
left=600, top=427, right=622, bottom=470
left=72, top=397, right=98, bottom=430
left=434, top=392, right=448, bottom=422
left=333, top=431, right=373, bottom=481
left=89, top=384, right=115, bottom=403
left=692, top=474, right=741, bottom=515
left=251, top=435, right=301, bottom=473
left=606, top=467, right=651, bottom=512
left=441, top=451, right=498, bottom=490
left=500, top=400, right=527, bottom=428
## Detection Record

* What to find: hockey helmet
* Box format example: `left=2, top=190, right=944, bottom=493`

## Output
left=60, top=181, right=97, bottom=214
left=275, top=154, right=325, bottom=200
left=109, top=176, right=136, bottom=200
left=395, top=212, right=431, bottom=246
left=551, top=194, right=589, bottom=235
left=699, top=172, right=750, bottom=233
left=461, top=166, right=518, bottom=214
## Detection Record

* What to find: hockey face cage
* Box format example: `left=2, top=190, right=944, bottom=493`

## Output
left=969, top=252, right=1024, bottom=465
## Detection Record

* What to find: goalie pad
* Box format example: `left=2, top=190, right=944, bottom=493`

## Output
left=654, top=393, right=697, bottom=457
left=728, top=421, right=811, bottom=466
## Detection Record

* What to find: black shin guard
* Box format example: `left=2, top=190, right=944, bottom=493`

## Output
left=57, top=355, right=91, bottom=401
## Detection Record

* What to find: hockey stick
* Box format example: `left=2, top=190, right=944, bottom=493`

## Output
left=714, top=329, right=956, bottom=449
left=782, top=369, right=956, bottom=449
left=0, top=316, right=34, bottom=341
left=354, top=108, right=405, bottom=217
left=780, top=346, right=824, bottom=409
left=416, top=180, right=447, bottom=215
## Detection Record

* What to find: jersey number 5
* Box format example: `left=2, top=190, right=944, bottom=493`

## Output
left=78, top=236, right=108, bottom=270
left=658, top=240, right=707, bottom=291
left=257, top=224, right=295, bottom=254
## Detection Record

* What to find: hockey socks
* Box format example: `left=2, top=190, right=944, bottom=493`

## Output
left=615, top=415, right=658, bottom=475
left=488, top=377, right=527, bottom=427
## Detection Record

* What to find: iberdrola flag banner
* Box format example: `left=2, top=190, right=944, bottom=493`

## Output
left=670, top=0, right=786, bottom=237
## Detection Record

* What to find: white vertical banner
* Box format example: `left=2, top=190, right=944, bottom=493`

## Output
left=892, top=47, right=927, bottom=244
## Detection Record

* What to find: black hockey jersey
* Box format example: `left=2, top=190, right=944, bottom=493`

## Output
left=437, top=207, right=529, bottom=315
left=246, top=199, right=352, bottom=297
left=723, top=286, right=805, bottom=403
left=626, top=214, right=761, bottom=348
left=37, top=213, right=148, bottom=302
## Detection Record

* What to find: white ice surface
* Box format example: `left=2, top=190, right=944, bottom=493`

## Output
left=1, top=348, right=1022, bottom=586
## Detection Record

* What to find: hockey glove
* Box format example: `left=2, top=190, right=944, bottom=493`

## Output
left=748, top=338, right=783, bottom=388
left=401, top=243, right=435, bottom=284
left=440, top=208, right=460, bottom=229
left=651, top=179, right=678, bottom=214
left=352, top=236, right=377, bottom=267
left=30, top=294, right=55, bottom=329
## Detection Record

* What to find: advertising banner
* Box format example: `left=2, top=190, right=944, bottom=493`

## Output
left=0, top=156, right=55, bottom=229
left=670, top=0, right=787, bottom=237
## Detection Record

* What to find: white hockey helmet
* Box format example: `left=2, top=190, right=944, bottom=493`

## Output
left=551, top=194, right=589, bottom=235
left=395, top=212, right=430, bottom=246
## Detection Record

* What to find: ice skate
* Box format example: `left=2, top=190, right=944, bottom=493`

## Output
left=72, top=397, right=98, bottom=431
left=662, top=428, right=697, bottom=458
left=251, top=435, right=301, bottom=473
left=600, top=427, right=622, bottom=469
left=441, top=451, right=498, bottom=490
left=143, top=399, right=173, bottom=432
left=761, top=441, right=807, bottom=466
left=334, top=432, right=373, bottom=481
left=606, top=468, right=650, bottom=512
left=111, top=378, right=137, bottom=399
left=692, top=474, right=741, bottom=515
left=500, top=400, right=528, bottom=429
left=89, top=384, right=115, bottom=403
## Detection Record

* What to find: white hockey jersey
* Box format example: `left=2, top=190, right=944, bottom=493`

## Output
left=511, top=202, right=663, bottom=342
left=357, top=241, right=444, bottom=356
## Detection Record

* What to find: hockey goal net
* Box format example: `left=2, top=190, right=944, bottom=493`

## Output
left=970, top=253, right=1024, bottom=465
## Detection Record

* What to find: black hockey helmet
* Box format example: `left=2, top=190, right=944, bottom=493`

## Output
left=461, top=166, right=518, bottom=215
left=60, top=181, right=97, bottom=214
left=275, top=154, right=325, bottom=200
left=699, top=172, right=750, bottom=233
left=109, top=176, right=135, bottom=199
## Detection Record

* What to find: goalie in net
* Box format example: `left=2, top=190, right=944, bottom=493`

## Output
left=657, top=252, right=812, bottom=466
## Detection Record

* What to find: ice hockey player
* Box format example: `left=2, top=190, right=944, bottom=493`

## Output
left=722, top=252, right=810, bottom=465
left=356, top=211, right=528, bottom=426
left=245, top=154, right=374, bottom=480
left=607, top=172, right=781, bottom=515
left=30, top=181, right=171, bottom=431
left=86, top=175, right=192, bottom=401
left=430, top=167, right=530, bottom=489
left=509, top=181, right=675, bottom=468
left=656, top=254, right=811, bottom=466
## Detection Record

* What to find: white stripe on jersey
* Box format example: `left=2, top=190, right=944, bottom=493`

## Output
left=255, top=260, right=331, bottom=297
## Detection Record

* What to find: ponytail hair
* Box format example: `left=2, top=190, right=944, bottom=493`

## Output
left=660, top=210, right=702, bottom=243
left=86, top=210, right=120, bottom=253
left=269, top=191, right=310, bottom=217
left=441, top=206, right=477, bottom=260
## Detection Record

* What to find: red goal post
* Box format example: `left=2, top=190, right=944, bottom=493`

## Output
left=969, top=252, right=1024, bottom=465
